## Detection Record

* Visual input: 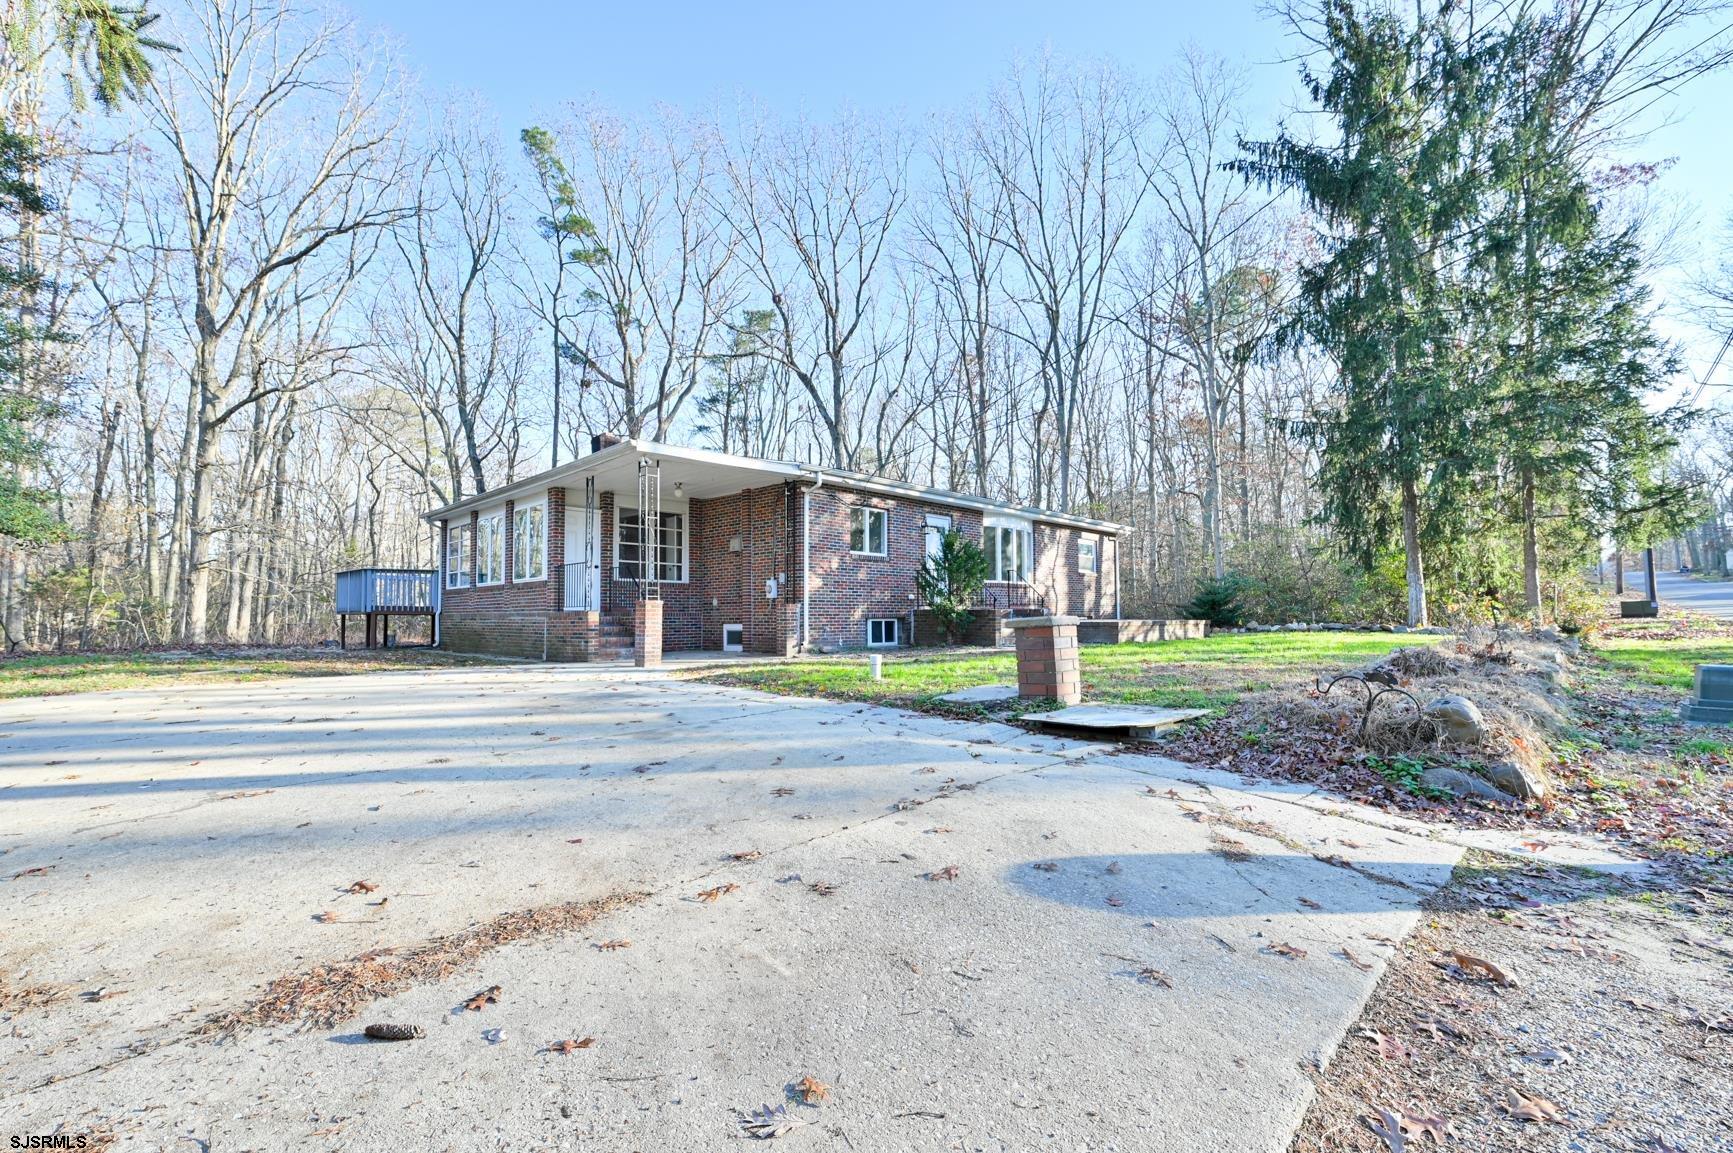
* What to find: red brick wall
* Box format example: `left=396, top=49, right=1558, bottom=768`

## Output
left=1035, top=523, right=1118, bottom=618
left=435, top=476, right=1118, bottom=660
left=802, top=487, right=983, bottom=652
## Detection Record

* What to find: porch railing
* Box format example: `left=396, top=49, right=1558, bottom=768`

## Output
left=335, top=568, right=438, bottom=613
left=561, top=561, right=595, bottom=611
left=973, top=581, right=1049, bottom=615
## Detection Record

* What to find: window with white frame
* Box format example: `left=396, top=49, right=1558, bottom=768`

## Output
left=984, top=524, right=1032, bottom=582
left=616, top=510, right=686, bottom=582
left=1078, top=537, right=1098, bottom=575
left=866, top=617, right=900, bottom=647
left=850, top=506, right=887, bottom=555
left=445, top=524, right=471, bottom=589
left=476, top=511, right=505, bottom=585
left=513, top=502, right=546, bottom=581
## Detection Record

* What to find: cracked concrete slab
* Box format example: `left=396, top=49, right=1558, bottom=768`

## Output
left=2, top=664, right=1464, bottom=1150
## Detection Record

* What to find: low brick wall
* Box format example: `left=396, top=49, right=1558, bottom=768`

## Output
left=912, top=607, right=1007, bottom=648
left=440, top=612, right=598, bottom=662
left=1077, top=619, right=1209, bottom=645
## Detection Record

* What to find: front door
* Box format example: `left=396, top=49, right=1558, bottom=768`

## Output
left=924, top=515, right=951, bottom=579
left=565, top=508, right=603, bottom=610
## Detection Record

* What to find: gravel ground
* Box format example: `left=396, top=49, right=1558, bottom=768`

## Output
left=1291, top=852, right=1733, bottom=1152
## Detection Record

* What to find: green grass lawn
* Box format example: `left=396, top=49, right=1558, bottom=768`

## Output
left=0, top=648, right=492, bottom=699
left=699, top=631, right=1433, bottom=714
left=1589, top=636, right=1733, bottom=691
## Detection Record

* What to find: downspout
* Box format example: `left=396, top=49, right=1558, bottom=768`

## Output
left=432, top=518, right=444, bottom=648
left=803, top=468, right=825, bottom=652
left=1113, top=534, right=1121, bottom=621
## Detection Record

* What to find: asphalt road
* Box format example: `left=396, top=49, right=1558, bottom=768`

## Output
left=1622, top=569, right=1733, bottom=619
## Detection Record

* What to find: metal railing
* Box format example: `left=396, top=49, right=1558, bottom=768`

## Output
left=561, top=561, right=596, bottom=611
left=335, top=568, right=437, bottom=613
left=973, top=582, right=1049, bottom=614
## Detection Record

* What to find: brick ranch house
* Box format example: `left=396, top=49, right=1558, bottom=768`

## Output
left=424, top=437, right=1126, bottom=662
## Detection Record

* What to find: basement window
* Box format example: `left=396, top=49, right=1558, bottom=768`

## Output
left=866, top=618, right=900, bottom=648
left=722, top=624, right=744, bottom=653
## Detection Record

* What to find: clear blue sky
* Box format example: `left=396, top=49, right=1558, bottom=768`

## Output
left=348, top=0, right=1733, bottom=392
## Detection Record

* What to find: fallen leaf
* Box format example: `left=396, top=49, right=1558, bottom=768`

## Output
left=770, top=787, right=795, bottom=797
left=738, top=1103, right=810, bottom=1138
left=345, top=880, right=378, bottom=894
left=11, top=865, right=52, bottom=880
left=1502, top=1087, right=1563, bottom=1124
left=1135, top=967, right=1173, bottom=987
left=794, top=1074, right=831, bottom=1104
left=1104, top=895, right=1125, bottom=907
left=463, top=985, right=502, bottom=1012
left=1104, top=861, right=1123, bottom=875
left=729, top=849, right=764, bottom=862
left=1340, top=948, right=1374, bottom=972
left=565, top=838, right=584, bottom=844
left=547, top=1037, right=595, bottom=1054
left=1378, top=1033, right=1410, bottom=1062
left=808, top=881, right=837, bottom=897
left=697, top=882, right=740, bottom=902
left=594, top=939, right=632, bottom=951
left=1400, top=1108, right=1451, bottom=1143
left=311, top=911, right=338, bottom=923
left=926, top=826, right=953, bottom=834
left=1449, top=950, right=1517, bottom=987
left=925, top=865, right=960, bottom=881
left=1268, top=941, right=1308, bottom=960
left=1298, top=897, right=1324, bottom=910
left=1032, top=862, right=1059, bottom=873
left=1366, top=1106, right=1407, bottom=1152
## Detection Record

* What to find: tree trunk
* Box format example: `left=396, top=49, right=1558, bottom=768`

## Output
left=1521, top=468, right=1541, bottom=622
left=1401, top=477, right=1428, bottom=628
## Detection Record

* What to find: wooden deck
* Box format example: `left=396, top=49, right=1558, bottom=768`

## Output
left=335, top=568, right=437, bottom=648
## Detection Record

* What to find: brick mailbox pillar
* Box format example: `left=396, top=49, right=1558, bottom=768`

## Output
left=634, top=599, right=663, bottom=668
left=1006, top=614, right=1082, bottom=705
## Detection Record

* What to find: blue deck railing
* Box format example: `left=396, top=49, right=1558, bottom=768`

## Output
left=335, top=568, right=439, bottom=614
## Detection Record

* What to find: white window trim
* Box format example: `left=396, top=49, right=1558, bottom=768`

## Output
left=721, top=623, right=744, bottom=653
left=850, top=506, right=888, bottom=557
left=613, top=506, right=690, bottom=584
left=512, top=499, right=548, bottom=583
left=476, top=508, right=506, bottom=586
left=1078, top=537, right=1098, bottom=575
left=445, top=523, right=471, bottom=589
left=865, top=617, right=900, bottom=647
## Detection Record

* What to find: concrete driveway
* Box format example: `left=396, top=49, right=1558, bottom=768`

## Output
left=0, top=664, right=1468, bottom=1151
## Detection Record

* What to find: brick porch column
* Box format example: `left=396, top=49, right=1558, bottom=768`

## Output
left=1006, top=614, right=1082, bottom=705
left=634, top=599, right=663, bottom=668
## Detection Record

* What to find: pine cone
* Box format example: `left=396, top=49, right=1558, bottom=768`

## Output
left=363, top=1022, right=424, bottom=1041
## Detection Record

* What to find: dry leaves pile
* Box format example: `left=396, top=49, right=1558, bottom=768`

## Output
left=203, top=889, right=646, bottom=1034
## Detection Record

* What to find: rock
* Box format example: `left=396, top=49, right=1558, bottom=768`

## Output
left=1420, top=766, right=1516, bottom=804
left=1392, top=625, right=1411, bottom=633
left=1480, top=758, right=1549, bottom=801
left=1423, top=695, right=1488, bottom=745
